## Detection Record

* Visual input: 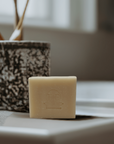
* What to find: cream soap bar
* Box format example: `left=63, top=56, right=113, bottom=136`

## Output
left=29, top=76, right=77, bottom=119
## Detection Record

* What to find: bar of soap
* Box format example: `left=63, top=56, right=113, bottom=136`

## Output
left=29, top=76, right=77, bottom=119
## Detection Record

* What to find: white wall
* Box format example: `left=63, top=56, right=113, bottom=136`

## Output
left=0, top=24, right=114, bottom=80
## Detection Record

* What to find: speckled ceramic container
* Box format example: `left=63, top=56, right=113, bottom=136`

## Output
left=0, top=41, right=50, bottom=112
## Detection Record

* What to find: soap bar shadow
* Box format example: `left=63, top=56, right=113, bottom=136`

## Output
left=38, top=116, right=94, bottom=121
left=10, top=112, right=30, bottom=119
left=10, top=112, right=94, bottom=121
left=75, top=115, right=94, bottom=121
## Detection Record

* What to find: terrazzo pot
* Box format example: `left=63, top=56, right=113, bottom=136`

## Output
left=0, top=41, right=50, bottom=112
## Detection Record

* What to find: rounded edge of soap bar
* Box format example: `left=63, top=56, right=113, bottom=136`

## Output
left=29, top=76, right=77, bottom=79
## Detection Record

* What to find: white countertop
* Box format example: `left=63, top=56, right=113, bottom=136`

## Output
left=0, top=111, right=114, bottom=144
left=0, top=81, right=114, bottom=143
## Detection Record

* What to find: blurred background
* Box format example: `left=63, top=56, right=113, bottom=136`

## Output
left=0, top=0, right=114, bottom=80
